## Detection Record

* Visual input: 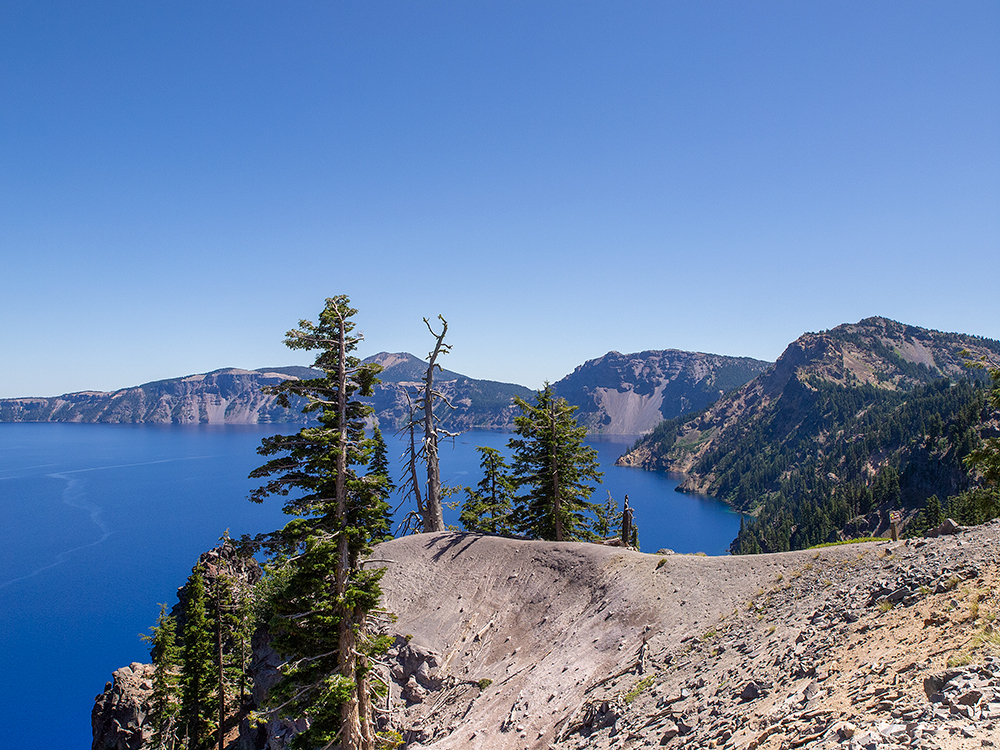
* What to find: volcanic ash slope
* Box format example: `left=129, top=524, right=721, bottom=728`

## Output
left=375, top=526, right=1000, bottom=750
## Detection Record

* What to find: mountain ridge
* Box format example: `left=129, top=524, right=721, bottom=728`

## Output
left=0, top=348, right=768, bottom=434
left=618, top=317, right=1000, bottom=551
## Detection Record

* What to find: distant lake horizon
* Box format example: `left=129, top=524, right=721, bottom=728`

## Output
left=0, top=422, right=741, bottom=748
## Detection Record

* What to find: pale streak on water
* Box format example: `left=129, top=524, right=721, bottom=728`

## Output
left=0, top=456, right=214, bottom=590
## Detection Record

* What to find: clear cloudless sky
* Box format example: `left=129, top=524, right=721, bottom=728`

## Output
left=1, top=1, right=998, bottom=399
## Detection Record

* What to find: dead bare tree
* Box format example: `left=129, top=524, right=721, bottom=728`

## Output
left=396, top=315, right=459, bottom=533
left=395, top=391, right=427, bottom=536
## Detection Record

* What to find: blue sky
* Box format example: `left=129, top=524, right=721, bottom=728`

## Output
left=1, top=1, right=997, bottom=399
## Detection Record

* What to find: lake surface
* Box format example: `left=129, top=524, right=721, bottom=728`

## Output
left=0, top=423, right=740, bottom=749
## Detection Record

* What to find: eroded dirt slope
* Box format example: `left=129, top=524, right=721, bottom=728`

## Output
left=376, top=523, right=1000, bottom=750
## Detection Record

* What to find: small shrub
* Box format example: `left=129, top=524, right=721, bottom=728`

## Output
left=878, top=600, right=893, bottom=614
left=624, top=675, right=655, bottom=704
left=378, top=730, right=405, bottom=749
left=477, top=678, right=493, bottom=691
left=808, top=537, right=890, bottom=549
left=656, top=558, right=667, bottom=570
left=947, top=652, right=973, bottom=668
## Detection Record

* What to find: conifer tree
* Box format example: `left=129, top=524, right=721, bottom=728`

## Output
left=248, top=295, right=391, bottom=750
left=509, top=385, right=603, bottom=541
left=460, top=446, right=516, bottom=535
left=592, top=491, right=623, bottom=539
left=181, top=565, right=217, bottom=750
left=368, top=425, right=396, bottom=542
left=142, top=604, right=182, bottom=750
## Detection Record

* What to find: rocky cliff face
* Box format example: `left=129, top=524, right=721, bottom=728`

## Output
left=552, top=349, right=771, bottom=435
left=0, top=368, right=309, bottom=424
left=0, top=356, right=536, bottom=430
left=92, top=663, right=155, bottom=750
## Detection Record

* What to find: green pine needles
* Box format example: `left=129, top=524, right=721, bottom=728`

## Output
left=142, top=604, right=181, bottom=750
left=508, top=384, right=604, bottom=542
left=459, top=446, right=517, bottom=536
left=248, top=295, right=393, bottom=750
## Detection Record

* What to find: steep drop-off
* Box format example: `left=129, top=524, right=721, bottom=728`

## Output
left=551, top=349, right=771, bottom=434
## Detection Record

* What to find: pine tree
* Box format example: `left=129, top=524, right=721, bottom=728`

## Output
left=592, top=491, right=622, bottom=539
left=965, top=357, right=1000, bottom=489
left=368, top=425, right=396, bottom=542
left=142, top=604, right=182, bottom=750
left=248, top=295, right=391, bottom=750
left=181, top=565, right=217, bottom=750
left=460, top=446, right=516, bottom=535
left=508, top=385, right=603, bottom=541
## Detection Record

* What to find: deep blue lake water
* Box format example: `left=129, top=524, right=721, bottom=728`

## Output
left=0, top=423, right=741, bottom=748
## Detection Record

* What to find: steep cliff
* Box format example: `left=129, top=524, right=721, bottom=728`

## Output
left=552, top=350, right=771, bottom=434
left=1, top=348, right=767, bottom=434
left=0, top=368, right=310, bottom=424
left=0, top=358, right=533, bottom=429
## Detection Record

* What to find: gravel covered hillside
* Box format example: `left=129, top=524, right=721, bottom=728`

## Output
left=376, top=523, right=1000, bottom=749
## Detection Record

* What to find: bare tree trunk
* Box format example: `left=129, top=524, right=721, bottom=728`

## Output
left=332, top=304, right=364, bottom=749
left=621, top=494, right=633, bottom=549
left=421, top=317, right=449, bottom=532
left=550, top=399, right=562, bottom=542
left=356, top=627, right=376, bottom=750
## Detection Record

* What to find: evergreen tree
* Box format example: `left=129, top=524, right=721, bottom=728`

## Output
left=248, top=295, right=391, bottom=750
left=592, top=491, right=622, bottom=539
left=965, top=358, right=1000, bottom=488
left=181, top=565, right=216, bottom=750
left=925, top=494, right=943, bottom=528
left=508, top=385, right=603, bottom=541
left=368, top=426, right=396, bottom=542
left=142, top=604, right=182, bottom=750
left=460, top=446, right=516, bottom=535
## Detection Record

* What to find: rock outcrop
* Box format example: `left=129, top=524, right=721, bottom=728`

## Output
left=92, top=663, right=154, bottom=750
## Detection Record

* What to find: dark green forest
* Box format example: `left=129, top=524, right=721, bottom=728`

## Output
left=715, top=376, right=998, bottom=553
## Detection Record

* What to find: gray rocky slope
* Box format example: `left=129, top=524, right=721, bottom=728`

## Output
left=95, top=521, right=1000, bottom=750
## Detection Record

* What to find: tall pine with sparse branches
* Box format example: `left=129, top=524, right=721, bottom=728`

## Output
left=181, top=565, right=217, bottom=750
left=142, top=604, right=182, bottom=750
left=248, top=295, right=391, bottom=750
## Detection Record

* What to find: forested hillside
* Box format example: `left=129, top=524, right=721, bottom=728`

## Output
left=618, top=317, right=1000, bottom=552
